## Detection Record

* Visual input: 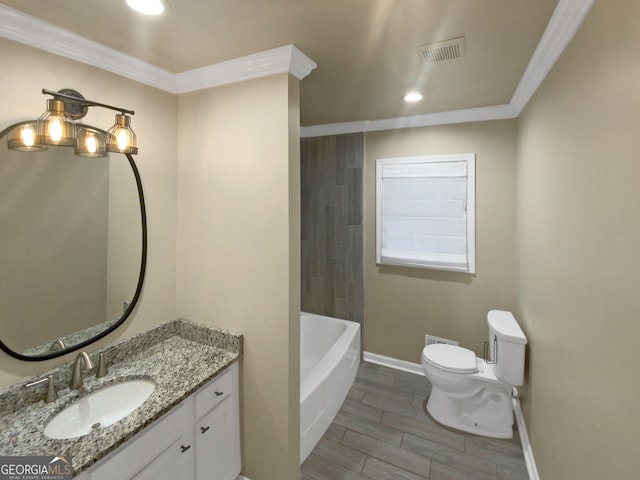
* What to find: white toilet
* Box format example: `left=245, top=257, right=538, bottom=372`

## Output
left=421, top=310, right=527, bottom=439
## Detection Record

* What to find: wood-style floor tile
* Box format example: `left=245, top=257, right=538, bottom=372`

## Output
left=342, top=430, right=431, bottom=476
left=362, top=391, right=430, bottom=423
left=323, top=422, right=348, bottom=443
left=304, top=362, right=528, bottom=480
left=355, top=376, right=415, bottom=405
left=313, top=437, right=367, bottom=474
left=341, top=398, right=384, bottom=423
left=302, top=453, right=367, bottom=480
left=464, top=436, right=528, bottom=470
left=347, top=386, right=367, bottom=402
left=380, top=411, right=466, bottom=451
left=356, top=367, right=396, bottom=387
left=334, top=411, right=404, bottom=447
left=401, top=433, right=498, bottom=478
left=393, top=377, right=432, bottom=397
left=429, top=461, right=495, bottom=480
left=496, top=463, right=529, bottom=480
left=362, top=457, right=428, bottom=480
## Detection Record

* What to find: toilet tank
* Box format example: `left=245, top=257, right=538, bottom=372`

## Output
left=487, top=310, right=527, bottom=386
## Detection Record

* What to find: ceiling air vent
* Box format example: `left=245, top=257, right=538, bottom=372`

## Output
left=418, top=37, right=466, bottom=64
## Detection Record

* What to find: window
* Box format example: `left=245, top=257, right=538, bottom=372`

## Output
left=376, top=154, right=475, bottom=273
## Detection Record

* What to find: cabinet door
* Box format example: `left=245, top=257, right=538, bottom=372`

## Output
left=131, top=436, right=194, bottom=480
left=194, top=397, right=240, bottom=480
left=88, top=403, right=189, bottom=480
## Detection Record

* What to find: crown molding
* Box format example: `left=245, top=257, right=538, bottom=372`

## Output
left=0, top=4, right=177, bottom=92
left=300, top=121, right=371, bottom=138
left=175, top=45, right=316, bottom=94
left=300, top=104, right=517, bottom=137
left=0, top=5, right=316, bottom=95
left=301, top=0, right=594, bottom=137
left=509, top=0, right=596, bottom=115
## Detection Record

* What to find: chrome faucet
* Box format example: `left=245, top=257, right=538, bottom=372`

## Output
left=71, top=351, right=94, bottom=390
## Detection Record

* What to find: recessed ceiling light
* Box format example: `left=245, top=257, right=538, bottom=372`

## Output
left=404, top=92, right=423, bottom=103
left=126, top=0, right=165, bottom=16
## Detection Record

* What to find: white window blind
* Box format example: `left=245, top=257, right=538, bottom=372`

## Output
left=376, top=154, right=476, bottom=273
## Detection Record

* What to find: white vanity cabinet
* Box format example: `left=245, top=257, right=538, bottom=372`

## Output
left=193, top=365, right=241, bottom=480
left=77, top=362, right=240, bottom=480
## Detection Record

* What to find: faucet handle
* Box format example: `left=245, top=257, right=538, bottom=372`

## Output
left=25, top=374, right=58, bottom=403
left=97, top=352, right=108, bottom=378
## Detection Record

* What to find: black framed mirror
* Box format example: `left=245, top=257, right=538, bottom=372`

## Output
left=0, top=120, right=147, bottom=361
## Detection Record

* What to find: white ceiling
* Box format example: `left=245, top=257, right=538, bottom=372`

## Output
left=0, top=0, right=592, bottom=131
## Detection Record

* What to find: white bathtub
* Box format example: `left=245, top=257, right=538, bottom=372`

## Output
left=300, top=312, right=361, bottom=463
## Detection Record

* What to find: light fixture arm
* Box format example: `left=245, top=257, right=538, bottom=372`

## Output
left=42, top=88, right=135, bottom=116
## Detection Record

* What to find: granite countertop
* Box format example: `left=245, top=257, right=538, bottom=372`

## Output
left=0, top=318, right=242, bottom=475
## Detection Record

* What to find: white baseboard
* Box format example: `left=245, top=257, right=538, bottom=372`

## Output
left=236, top=476, right=250, bottom=480
left=511, top=389, right=539, bottom=480
left=363, top=351, right=424, bottom=376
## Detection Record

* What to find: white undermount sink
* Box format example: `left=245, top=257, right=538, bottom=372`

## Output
left=44, top=379, right=155, bottom=439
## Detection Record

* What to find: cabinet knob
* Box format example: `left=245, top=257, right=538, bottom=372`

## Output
left=180, top=444, right=191, bottom=453
left=215, top=391, right=224, bottom=397
left=200, top=426, right=210, bottom=434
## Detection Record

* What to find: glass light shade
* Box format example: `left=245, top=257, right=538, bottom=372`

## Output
left=106, top=114, right=138, bottom=155
left=75, top=127, right=107, bottom=158
left=37, top=99, right=75, bottom=147
left=7, top=122, right=47, bottom=152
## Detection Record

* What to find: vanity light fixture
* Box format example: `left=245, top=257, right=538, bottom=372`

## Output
left=8, top=89, right=139, bottom=156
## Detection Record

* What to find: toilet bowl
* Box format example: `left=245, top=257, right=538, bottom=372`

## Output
left=421, top=310, right=527, bottom=439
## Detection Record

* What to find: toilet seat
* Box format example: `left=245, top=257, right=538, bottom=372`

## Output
left=422, top=344, right=478, bottom=374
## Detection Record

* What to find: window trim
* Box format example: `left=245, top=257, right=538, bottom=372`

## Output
left=375, top=154, right=476, bottom=273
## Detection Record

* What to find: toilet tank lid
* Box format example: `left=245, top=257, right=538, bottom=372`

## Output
left=487, top=310, right=527, bottom=344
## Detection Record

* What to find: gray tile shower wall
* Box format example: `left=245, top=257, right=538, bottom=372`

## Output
left=301, top=133, right=364, bottom=323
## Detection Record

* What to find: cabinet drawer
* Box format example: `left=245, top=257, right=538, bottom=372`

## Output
left=194, top=368, right=233, bottom=419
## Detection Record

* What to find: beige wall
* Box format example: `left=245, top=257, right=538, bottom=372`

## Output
left=515, top=0, right=640, bottom=477
left=0, top=39, right=178, bottom=386
left=176, top=74, right=301, bottom=480
left=364, top=120, right=518, bottom=361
